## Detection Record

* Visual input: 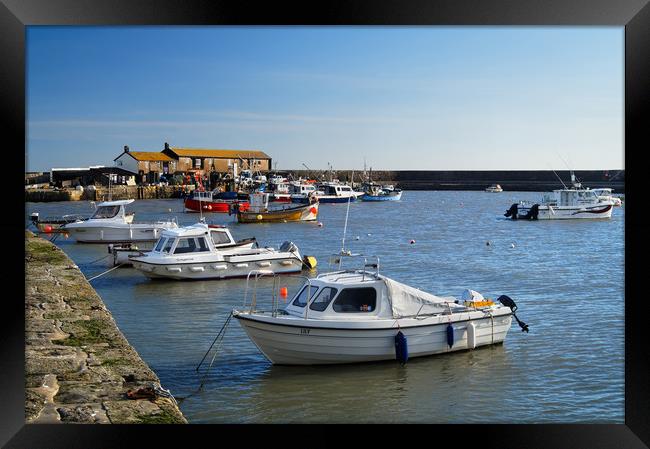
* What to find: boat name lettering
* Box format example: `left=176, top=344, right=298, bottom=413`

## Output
left=300, top=328, right=311, bottom=335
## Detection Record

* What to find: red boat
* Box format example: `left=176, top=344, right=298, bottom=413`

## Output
left=184, top=190, right=250, bottom=213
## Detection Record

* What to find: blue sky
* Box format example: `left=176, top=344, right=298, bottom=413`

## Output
left=27, top=26, right=624, bottom=172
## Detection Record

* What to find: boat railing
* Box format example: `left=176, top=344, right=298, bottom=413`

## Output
left=243, top=270, right=314, bottom=318
left=325, top=253, right=380, bottom=279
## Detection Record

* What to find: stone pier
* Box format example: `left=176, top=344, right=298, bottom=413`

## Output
left=25, top=231, right=186, bottom=424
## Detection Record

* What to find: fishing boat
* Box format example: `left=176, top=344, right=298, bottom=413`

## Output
left=30, top=212, right=93, bottom=234
left=294, top=182, right=364, bottom=204
left=360, top=184, right=403, bottom=201
left=236, top=193, right=319, bottom=223
left=184, top=190, right=250, bottom=213
left=130, top=222, right=304, bottom=280
left=485, top=184, right=503, bottom=193
left=107, top=224, right=257, bottom=266
left=231, top=254, right=528, bottom=365
left=504, top=173, right=615, bottom=220
left=61, top=199, right=178, bottom=243
left=288, top=182, right=320, bottom=203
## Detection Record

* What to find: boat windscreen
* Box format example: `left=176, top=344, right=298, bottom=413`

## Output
left=91, top=205, right=120, bottom=219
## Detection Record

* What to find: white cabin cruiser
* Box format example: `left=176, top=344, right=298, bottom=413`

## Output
left=130, top=222, right=304, bottom=280
left=591, top=188, right=622, bottom=207
left=107, top=224, right=257, bottom=266
left=504, top=174, right=614, bottom=220
left=61, top=199, right=178, bottom=243
left=232, top=256, right=528, bottom=365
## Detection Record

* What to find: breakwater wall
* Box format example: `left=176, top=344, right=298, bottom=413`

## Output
left=25, top=231, right=187, bottom=424
left=25, top=185, right=191, bottom=203
left=290, top=169, right=625, bottom=192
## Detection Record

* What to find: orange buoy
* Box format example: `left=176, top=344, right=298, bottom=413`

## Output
left=44, top=225, right=52, bottom=233
left=310, top=207, right=317, bottom=214
left=207, top=205, right=212, bottom=210
left=280, top=287, right=288, bottom=299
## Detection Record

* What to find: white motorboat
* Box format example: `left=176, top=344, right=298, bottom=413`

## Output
left=232, top=255, right=528, bottom=365
left=61, top=199, right=178, bottom=243
left=504, top=173, right=615, bottom=220
left=107, top=224, right=257, bottom=266
left=591, top=188, right=622, bottom=207
left=486, top=184, right=503, bottom=193
left=130, top=222, right=304, bottom=280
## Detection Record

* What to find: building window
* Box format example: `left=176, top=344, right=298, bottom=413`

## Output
left=195, top=158, right=202, bottom=168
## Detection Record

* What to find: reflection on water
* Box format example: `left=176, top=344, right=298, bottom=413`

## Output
left=26, top=192, right=624, bottom=423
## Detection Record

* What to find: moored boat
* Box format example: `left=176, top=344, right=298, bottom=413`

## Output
left=30, top=212, right=93, bottom=234
left=232, top=255, right=528, bottom=365
left=236, top=193, right=319, bottom=223
left=130, top=222, right=304, bottom=280
left=504, top=173, right=615, bottom=220
left=61, top=199, right=178, bottom=243
left=108, top=224, right=257, bottom=266
left=184, top=190, right=250, bottom=213
left=360, top=184, right=403, bottom=201
left=486, top=184, right=503, bottom=193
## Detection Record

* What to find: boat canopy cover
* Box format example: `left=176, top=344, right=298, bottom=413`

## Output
left=383, top=277, right=459, bottom=318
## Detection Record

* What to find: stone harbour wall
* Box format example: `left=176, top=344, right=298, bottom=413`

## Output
left=25, top=231, right=186, bottom=424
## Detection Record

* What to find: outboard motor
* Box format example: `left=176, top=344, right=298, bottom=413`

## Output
left=497, top=295, right=529, bottom=333
left=504, top=203, right=519, bottom=219
left=521, top=203, right=540, bottom=220
left=30, top=212, right=39, bottom=224
left=279, top=241, right=298, bottom=253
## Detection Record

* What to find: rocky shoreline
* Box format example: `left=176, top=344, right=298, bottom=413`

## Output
left=25, top=231, right=186, bottom=424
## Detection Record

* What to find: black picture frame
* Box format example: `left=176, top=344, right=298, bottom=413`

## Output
left=5, top=0, right=648, bottom=447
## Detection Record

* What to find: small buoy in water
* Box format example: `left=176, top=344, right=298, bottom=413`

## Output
left=410, top=239, right=415, bottom=244
left=168, top=208, right=172, bottom=212
left=64, top=233, right=69, bottom=239
left=355, top=236, right=360, bottom=240
left=367, top=233, right=372, bottom=236
left=318, top=222, right=323, bottom=227
left=486, top=241, right=491, bottom=246
left=257, top=214, right=263, bottom=220
left=510, top=243, right=516, bottom=248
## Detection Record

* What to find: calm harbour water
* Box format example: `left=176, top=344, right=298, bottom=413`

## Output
left=26, top=191, right=625, bottom=423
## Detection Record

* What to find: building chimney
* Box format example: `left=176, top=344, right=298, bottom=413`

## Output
left=164, top=142, right=170, bottom=150
left=124, top=145, right=129, bottom=153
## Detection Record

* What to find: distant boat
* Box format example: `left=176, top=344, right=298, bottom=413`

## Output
left=184, top=190, right=250, bottom=213
left=236, top=193, right=319, bottom=223
left=504, top=173, right=614, bottom=220
left=486, top=184, right=503, bottom=193
left=360, top=184, right=403, bottom=201
left=293, top=182, right=364, bottom=204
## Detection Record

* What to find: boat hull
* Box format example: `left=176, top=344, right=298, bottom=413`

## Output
left=516, top=204, right=613, bottom=220
left=184, top=198, right=250, bottom=213
left=109, top=240, right=256, bottom=266
left=234, top=311, right=512, bottom=365
left=131, top=256, right=303, bottom=280
left=237, top=203, right=318, bottom=223
left=360, top=192, right=402, bottom=201
left=63, top=224, right=173, bottom=243
left=292, top=195, right=359, bottom=204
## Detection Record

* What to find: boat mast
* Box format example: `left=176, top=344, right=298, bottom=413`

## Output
left=340, top=195, right=352, bottom=268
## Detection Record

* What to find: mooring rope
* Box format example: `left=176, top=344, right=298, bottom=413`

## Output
left=86, top=263, right=124, bottom=282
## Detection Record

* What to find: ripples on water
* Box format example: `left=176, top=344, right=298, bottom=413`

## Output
left=26, top=191, right=624, bottom=423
